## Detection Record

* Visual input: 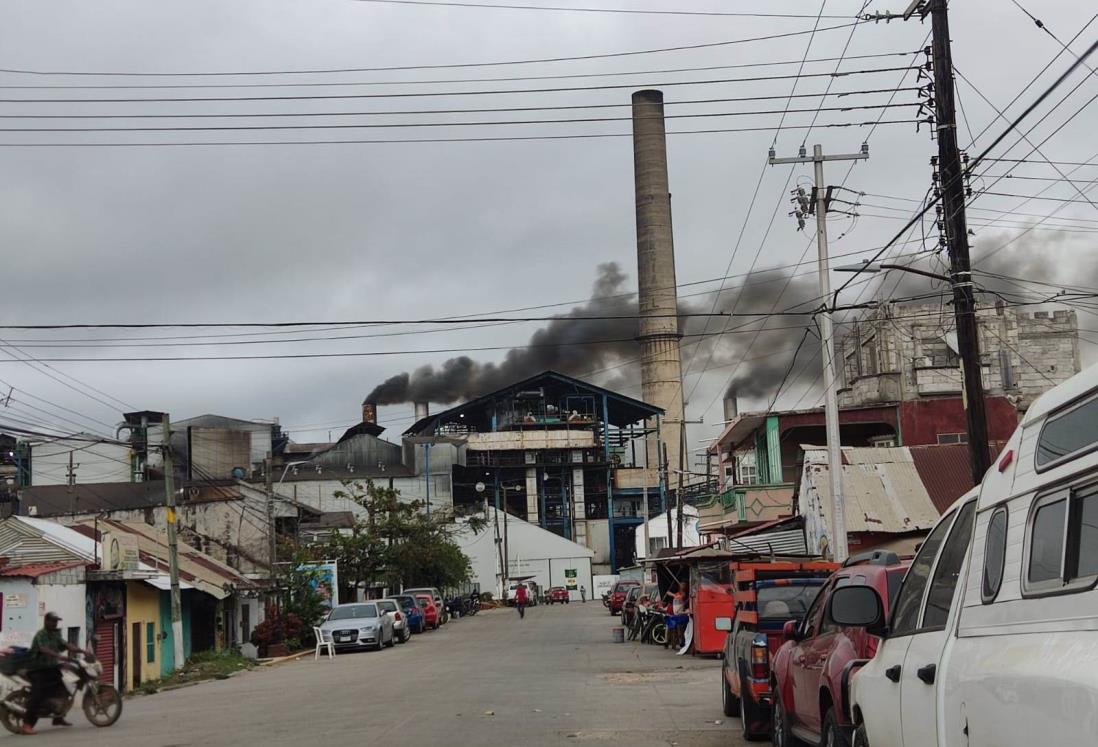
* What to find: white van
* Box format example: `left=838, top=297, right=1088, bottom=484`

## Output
left=831, top=365, right=1098, bottom=746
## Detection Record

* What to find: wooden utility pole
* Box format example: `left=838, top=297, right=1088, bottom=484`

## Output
left=162, top=414, right=184, bottom=670
left=929, top=0, right=991, bottom=482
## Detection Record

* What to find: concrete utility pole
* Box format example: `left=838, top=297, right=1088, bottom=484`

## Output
left=928, top=0, right=991, bottom=482
left=769, top=143, right=868, bottom=563
left=662, top=441, right=672, bottom=550
left=162, top=415, right=185, bottom=670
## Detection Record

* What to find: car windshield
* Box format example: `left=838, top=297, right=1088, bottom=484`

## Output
left=756, top=585, right=820, bottom=619
left=378, top=600, right=398, bottom=612
left=328, top=604, right=377, bottom=620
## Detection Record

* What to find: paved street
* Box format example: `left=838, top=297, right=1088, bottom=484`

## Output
left=19, top=602, right=747, bottom=746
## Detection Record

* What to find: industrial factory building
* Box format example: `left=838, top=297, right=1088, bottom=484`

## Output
left=399, top=371, right=665, bottom=574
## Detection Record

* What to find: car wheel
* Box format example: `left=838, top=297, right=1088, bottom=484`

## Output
left=721, top=664, right=740, bottom=717
left=851, top=723, right=869, bottom=747
left=386, top=629, right=396, bottom=648
left=821, top=708, right=848, bottom=747
left=772, top=689, right=798, bottom=747
left=740, top=677, right=766, bottom=741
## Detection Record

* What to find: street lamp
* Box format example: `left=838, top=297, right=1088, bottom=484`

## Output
left=834, top=260, right=952, bottom=283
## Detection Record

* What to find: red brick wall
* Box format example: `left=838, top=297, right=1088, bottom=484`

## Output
left=898, top=396, right=1018, bottom=446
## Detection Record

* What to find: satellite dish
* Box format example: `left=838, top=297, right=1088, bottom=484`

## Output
left=475, top=482, right=486, bottom=493
left=231, top=467, right=247, bottom=480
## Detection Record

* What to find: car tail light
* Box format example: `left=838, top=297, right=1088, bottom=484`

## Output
left=750, top=640, right=769, bottom=681
left=394, top=611, right=402, bottom=621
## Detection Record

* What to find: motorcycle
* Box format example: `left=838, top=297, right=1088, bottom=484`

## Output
left=466, top=594, right=480, bottom=616
left=446, top=597, right=466, bottom=620
left=0, top=644, right=122, bottom=733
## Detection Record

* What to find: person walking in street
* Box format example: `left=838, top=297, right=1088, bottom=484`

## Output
left=22, top=612, right=80, bottom=735
left=515, top=582, right=529, bottom=619
left=580, top=585, right=587, bottom=603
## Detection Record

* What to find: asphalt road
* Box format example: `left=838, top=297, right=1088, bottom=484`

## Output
left=18, top=602, right=749, bottom=746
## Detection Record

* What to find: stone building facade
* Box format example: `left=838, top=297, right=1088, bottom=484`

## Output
left=838, top=302, right=1080, bottom=412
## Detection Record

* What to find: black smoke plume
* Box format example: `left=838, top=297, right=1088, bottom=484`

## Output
left=366, top=260, right=823, bottom=406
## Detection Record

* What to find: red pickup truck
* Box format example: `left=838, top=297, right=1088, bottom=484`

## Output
left=769, top=551, right=910, bottom=747
left=717, top=560, right=838, bottom=741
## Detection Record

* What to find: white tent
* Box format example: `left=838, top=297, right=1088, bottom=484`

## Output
left=456, top=508, right=594, bottom=601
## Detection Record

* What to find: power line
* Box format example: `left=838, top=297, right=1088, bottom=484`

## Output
left=0, top=100, right=916, bottom=122
left=0, top=22, right=863, bottom=77
left=0, top=103, right=921, bottom=134
left=0, top=66, right=914, bottom=104
left=350, top=0, right=855, bottom=19
left=0, top=51, right=918, bottom=91
left=0, top=119, right=923, bottom=147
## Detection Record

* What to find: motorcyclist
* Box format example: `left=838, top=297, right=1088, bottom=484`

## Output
left=22, top=612, right=81, bottom=735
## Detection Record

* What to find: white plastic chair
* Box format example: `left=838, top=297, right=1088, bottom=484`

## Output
left=314, top=627, right=334, bottom=660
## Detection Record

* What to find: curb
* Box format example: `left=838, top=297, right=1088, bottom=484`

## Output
left=262, top=649, right=313, bottom=666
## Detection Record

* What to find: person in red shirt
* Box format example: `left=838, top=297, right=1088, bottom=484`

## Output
left=514, top=583, right=529, bottom=619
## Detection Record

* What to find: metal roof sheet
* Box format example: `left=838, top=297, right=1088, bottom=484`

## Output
left=909, top=443, right=975, bottom=514
left=803, top=446, right=940, bottom=534
left=0, top=561, right=86, bottom=578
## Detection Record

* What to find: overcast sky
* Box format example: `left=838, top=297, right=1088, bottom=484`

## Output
left=0, top=0, right=1095, bottom=458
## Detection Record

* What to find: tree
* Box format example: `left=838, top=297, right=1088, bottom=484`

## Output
left=321, top=480, right=484, bottom=594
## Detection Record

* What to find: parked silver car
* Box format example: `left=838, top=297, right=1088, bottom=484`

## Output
left=318, top=602, right=396, bottom=651
left=378, top=598, right=412, bottom=643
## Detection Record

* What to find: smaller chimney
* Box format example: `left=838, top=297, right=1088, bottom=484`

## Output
left=362, top=401, right=378, bottom=425
left=723, top=392, right=739, bottom=423
left=414, top=402, right=430, bottom=421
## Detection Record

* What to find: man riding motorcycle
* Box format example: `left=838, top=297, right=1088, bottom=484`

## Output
left=22, top=612, right=82, bottom=735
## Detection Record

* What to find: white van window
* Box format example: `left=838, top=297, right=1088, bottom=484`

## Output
left=922, top=500, right=976, bottom=629
left=981, top=507, right=1009, bottom=603
left=889, top=508, right=956, bottom=636
left=1036, top=393, right=1098, bottom=468
left=1025, top=483, right=1098, bottom=595
left=1028, top=498, right=1066, bottom=584
left=1073, top=486, right=1098, bottom=577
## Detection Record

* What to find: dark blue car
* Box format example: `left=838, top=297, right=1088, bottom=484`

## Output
left=388, top=594, right=426, bottom=634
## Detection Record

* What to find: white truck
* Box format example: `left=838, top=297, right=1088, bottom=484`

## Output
left=830, top=364, right=1098, bottom=746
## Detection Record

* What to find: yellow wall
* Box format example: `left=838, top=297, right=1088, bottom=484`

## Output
left=125, top=582, right=160, bottom=691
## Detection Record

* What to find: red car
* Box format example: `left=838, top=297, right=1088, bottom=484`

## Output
left=415, top=594, right=440, bottom=630
left=769, top=551, right=910, bottom=747
left=547, top=587, right=571, bottom=604
left=607, top=580, right=640, bottom=615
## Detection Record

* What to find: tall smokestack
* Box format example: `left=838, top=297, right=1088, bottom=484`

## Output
left=414, top=402, right=430, bottom=421
left=362, top=400, right=378, bottom=425
left=632, top=89, right=685, bottom=476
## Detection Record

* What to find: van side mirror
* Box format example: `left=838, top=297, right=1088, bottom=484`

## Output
left=714, top=616, right=732, bottom=632
left=782, top=620, right=800, bottom=642
left=828, top=586, right=886, bottom=635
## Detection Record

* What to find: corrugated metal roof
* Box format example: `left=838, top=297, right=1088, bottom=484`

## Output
left=0, top=561, right=86, bottom=578
left=803, top=446, right=940, bottom=534
left=727, top=529, right=808, bottom=556
left=909, top=444, right=975, bottom=514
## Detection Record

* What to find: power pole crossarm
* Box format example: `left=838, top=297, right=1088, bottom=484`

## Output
left=768, top=143, right=869, bottom=563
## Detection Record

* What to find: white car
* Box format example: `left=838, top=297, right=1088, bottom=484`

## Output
left=835, top=363, right=1098, bottom=746
left=318, top=602, right=396, bottom=652
left=378, top=598, right=411, bottom=644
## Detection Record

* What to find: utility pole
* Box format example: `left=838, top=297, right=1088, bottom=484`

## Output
left=162, top=415, right=184, bottom=670
left=928, top=0, right=991, bottom=482
left=676, top=422, right=686, bottom=549
left=662, top=441, right=672, bottom=551
left=769, top=143, right=868, bottom=563
left=265, top=453, right=275, bottom=570
left=66, top=451, right=78, bottom=514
